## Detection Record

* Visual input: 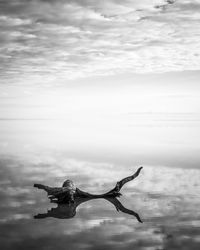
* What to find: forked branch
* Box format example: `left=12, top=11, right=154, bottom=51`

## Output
left=34, top=167, right=143, bottom=203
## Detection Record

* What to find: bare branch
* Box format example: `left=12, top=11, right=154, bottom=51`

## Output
left=34, top=167, right=143, bottom=202
left=106, top=166, right=143, bottom=195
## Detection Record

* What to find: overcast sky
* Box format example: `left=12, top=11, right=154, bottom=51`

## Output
left=0, top=0, right=200, bottom=167
left=0, top=0, right=200, bottom=84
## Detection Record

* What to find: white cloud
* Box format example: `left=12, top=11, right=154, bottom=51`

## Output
left=0, top=0, right=200, bottom=84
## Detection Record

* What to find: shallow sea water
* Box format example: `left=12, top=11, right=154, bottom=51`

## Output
left=0, top=154, right=200, bottom=250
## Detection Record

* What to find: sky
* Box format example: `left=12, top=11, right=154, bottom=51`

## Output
left=0, top=0, right=200, bottom=84
left=0, top=0, right=200, bottom=168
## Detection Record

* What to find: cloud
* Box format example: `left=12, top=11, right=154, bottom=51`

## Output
left=0, top=0, right=200, bottom=84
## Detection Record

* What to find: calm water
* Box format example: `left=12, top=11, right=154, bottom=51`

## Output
left=0, top=153, right=200, bottom=250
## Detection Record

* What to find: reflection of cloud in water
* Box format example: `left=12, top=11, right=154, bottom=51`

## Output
left=0, top=154, right=200, bottom=249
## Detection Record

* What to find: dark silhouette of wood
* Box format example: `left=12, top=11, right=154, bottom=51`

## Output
left=34, top=167, right=143, bottom=222
left=34, top=167, right=143, bottom=203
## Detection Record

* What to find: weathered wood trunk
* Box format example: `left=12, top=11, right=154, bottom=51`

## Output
left=34, top=167, right=143, bottom=203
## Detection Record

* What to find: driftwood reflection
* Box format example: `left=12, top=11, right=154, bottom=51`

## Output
left=34, top=197, right=142, bottom=223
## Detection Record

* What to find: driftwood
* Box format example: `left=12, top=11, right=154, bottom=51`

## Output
left=34, top=167, right=143, bottom=222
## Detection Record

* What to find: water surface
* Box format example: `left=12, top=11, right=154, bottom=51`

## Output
left=0, top=154, right=200, bottom=250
